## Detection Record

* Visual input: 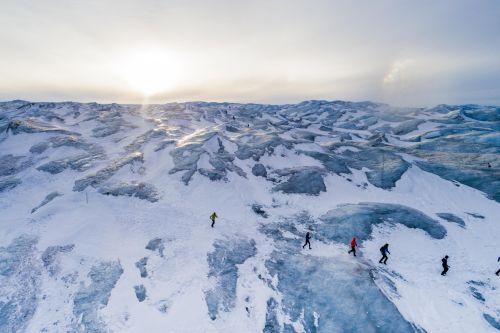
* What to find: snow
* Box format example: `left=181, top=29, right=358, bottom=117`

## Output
left=0, top=100, right=499, bottom=332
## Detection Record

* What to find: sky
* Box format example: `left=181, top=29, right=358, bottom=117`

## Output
left=1, top=0, right=500, bottom=106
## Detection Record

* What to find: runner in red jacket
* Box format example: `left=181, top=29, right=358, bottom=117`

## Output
left=348, top=236, right=357, bottom=257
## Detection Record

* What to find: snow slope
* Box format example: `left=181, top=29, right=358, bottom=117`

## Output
left=0, top=100, right=499, bottom=332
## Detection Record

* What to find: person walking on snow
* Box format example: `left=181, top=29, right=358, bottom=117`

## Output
left=379, top=244, right=390, bottom=264
left=348, top=237, right=357, bottom=256
left=496, top=257, right=500, bottom=276
left=302, top=232, right=312, bottom=250
left=441, top=255, right=450, bottom=276
left=210, top=212, right=218, bottom=228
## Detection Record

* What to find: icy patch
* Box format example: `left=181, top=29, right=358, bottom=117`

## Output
left=205, top=238, right=257, bottom=320
left=73, top=152, right=144, bottom=191
left=392, top=119, right=425, bottom=135
left=135, top=257, right=148, bottom=278
left=483, top=313, right=500, bottom=330
left=90, top=109, right=136, bottom=138
left=125, top=129, right=166, bottom=153
left=134, top=285, right=147, bottom=302
left=251, top=204, right=268, bottom=218
left=37, top=152, right=106, bottom=174
left=6, top=118, right=72, bottom=135
left=0, top=177, right=21, bottom=193
left=49, top=135, right=101, bottom=151
left=261, top=219, right=419, bottom=332
left=0, top=154, right=26, bottom=176
left=145, top=238, right=165, bottom=257
left=436, top=213, right=465, bottom=228
left=317, top=202, right=446, bottom=244
left=31, top=191, right=63, bottom=213
left=466, top=212, right=485, bottom=219
left=263, top=298, right=280, bottom=333
left=41, top=244, right=74, bottom=277
left=339, top=147, right=410, bottom=189
left=72, top=261, right=123, bottom=332
left=29, top=142, right=49, bottom=154
left=468, top=286, right=486, bottom=302
left=235, top=134, right=294, bottom=161
left=273, top=167, right=326, bottom=195
left=300, top=151, right=350, bottom=174
left=169, top=144, right=206, bottom=184
left=251, top=163, right=267, bottom=177
left=0, top=236, right=41, bottom=333
left=98, top=181, right=160, bottom=202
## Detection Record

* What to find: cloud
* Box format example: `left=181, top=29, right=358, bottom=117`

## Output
left=383, top=59, right=415, bottom=84
left=1, top=0, right=499, bottom=106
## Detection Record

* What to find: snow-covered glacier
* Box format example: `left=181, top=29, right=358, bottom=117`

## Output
left=0, top=100, right=499, bottom=332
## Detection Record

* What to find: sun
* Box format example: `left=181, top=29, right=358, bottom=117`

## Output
left=120, top=48, right=179, bottom=96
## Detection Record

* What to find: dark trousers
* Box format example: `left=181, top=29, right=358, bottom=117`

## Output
left=211, top=218, right=215, bottom=227
left=348, top=246, right=356, bottom=256
left=302, top=240, right=311, bottom=249
left=379, top=254, right=388, bottom=264
left=496, top=269, right=499, bottom=276
left=441, top=266, right=449, bottom=276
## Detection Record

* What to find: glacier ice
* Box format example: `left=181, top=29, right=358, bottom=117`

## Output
left=205, top=238, right=257, bottom=320
left=6, top=118, right=72, bottom=135
left=251, top=163, right=268, bottom=178
left=0, top=236, right=40, bottom=333
left=72, top=261, right=123, bottom=332
left=135, top=257, right=148, bottom=278
left=300, top=151, right=350, bottom=175
left=29, top=141, right=49, bottom=154
left=436, top=213, right=465, bottom=228
left=235, top=134, right=294, bottom=161
left=0, top=99, right=499, bottom=332
left=98, top=181, right=160, bottom=202
left=73, top=152, right=144, bottom=191
left=392, top=119, right=425, bottom=135
left=0, top=177, right=21, bottom=193
left=31, top=191, right=63, bottom=213
left=37, top=152, right=106, bottom=174
left=263, top=298, right=280, bottom=333
left=251, top=204, right=268, bottom=218
left=145, top=238, right=165, bottom=257
left=125, top=129, right=167, bottom=153
left=317, top=203, right=447, bottom=244
left=261, top=218, right=421, bottom=332
left=134, top=285, right=147, bottom=302
left=337, top=147, right=410, bottom=189
left=0, top=154, right=25, bottom=177
left=273, top=167, right=326, bottom=195
left=483, top=313, right=500, bottom=330
left=41, top=244, right=74, bottom=276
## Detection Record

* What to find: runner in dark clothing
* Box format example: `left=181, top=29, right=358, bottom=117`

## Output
left=496, top=257, right=499, bottom=276
left=302, top=232, right=312, bottom=250
left=441, top=255, right=450, bottom=276
left=379, top=244, right=390, bottom=264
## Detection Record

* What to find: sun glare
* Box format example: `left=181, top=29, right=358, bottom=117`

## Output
left=120, top=48, right=179, bottom=96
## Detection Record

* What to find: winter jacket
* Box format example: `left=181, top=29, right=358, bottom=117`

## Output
left=210, top=212, right=217, bottom=220
left=380, top=245, right=390, bottom=255
left=350, top=238, right=357, bottom=247
left=442, top=258, right=449, bottom=268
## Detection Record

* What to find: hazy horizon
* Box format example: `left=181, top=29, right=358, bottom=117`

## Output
left=2, top=0, right=500, bottom=107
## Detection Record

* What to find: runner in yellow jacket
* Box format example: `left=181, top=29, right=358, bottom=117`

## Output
left=210, top=212, right=218, bottom=228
